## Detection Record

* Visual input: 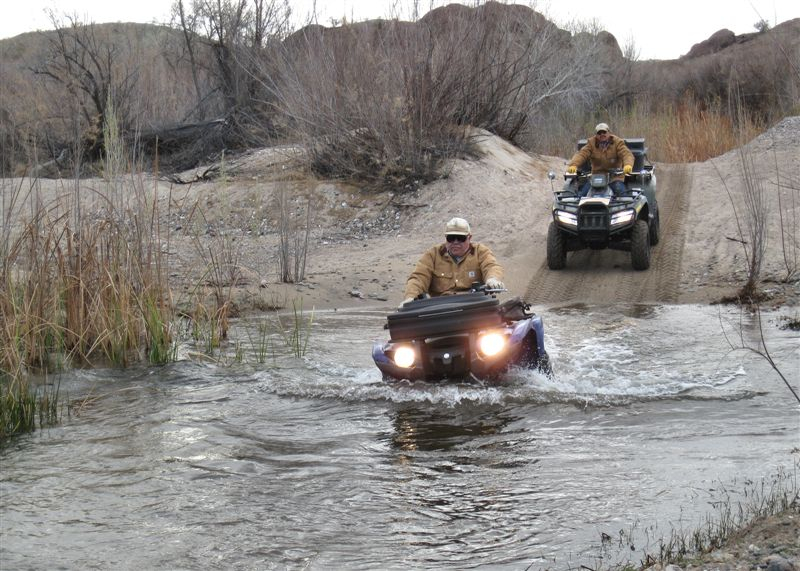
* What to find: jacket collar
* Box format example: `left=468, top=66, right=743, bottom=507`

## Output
left=593, top=134, right=615, bottom=147
left=439, top=243, right=476, bottom=256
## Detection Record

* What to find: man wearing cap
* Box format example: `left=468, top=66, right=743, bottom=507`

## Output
left=566, top=122, right=634, bottom=197
left=399, top=217, right=504, bottom=307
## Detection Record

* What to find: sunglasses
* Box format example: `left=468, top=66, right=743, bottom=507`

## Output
left=446, top=234, right=468, bottom=243
left=596, top=130, right=608, bottom=135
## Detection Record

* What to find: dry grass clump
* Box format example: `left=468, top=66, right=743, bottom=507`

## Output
left=0, top=176, right=175, bottom=365
left=0, top=108, right=176, bottom=439
left=602, top=95, right=765, bottom=164
left=646, top=465, right=799, bottom=569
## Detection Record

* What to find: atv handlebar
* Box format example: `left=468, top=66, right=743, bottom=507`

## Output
left=411, top=283, right=507, bottom=302
left=469, top=282, right=508, bottom=294
left=565, top=168, right=624, bottom=177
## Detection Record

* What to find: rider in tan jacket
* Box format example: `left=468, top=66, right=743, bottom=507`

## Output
left=567, top=122, right=634, bottom=196
left=401, top=218, right=504, bottom=306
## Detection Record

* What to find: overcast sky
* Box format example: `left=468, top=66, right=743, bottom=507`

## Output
left=1, top=0, right=798, bottom=60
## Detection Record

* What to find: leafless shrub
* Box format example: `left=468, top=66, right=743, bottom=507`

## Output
left=712, top=143, right=769, bottom=303
left=775, top=154, right=799, bottom=282
left=0, top=15, right=227, bottom=173
left=736, top=146, right=769, bottom=298
left=0, top=108, right=26, bottom=176
left=519, top=17, right=620, bottom=155
left=31, top=13, right=140, bottom=159
left=266, top=3, right=609, bottom=188
left=169, top=0, right=292, bottom=132
left=277, top=184, right=312, bottom=283
left=267, top=20, right=459, bottom=188
left=718, top=305, right=800, bottom=404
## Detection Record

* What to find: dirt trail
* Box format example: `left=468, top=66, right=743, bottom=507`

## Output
left=3, top=118, right=797, bottom=312
left=523, top=163, right=693, bottom=305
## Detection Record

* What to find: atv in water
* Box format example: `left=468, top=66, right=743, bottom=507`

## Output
left=372, top=284, right=550, bottom=382
left=546, top=138, right=659, bottom=271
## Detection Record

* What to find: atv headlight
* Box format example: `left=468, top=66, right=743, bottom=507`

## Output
left=393, top=346, right=415, bottom=368
left=478, top=332, right=507, bottom=357
left=610, top=209, right=635, bottom=227
left=555, top=210, right=578, bottom=228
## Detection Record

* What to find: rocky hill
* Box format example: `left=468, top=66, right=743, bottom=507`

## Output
left=631, top=18, right=800, bottom=118
left=1, top=4, right=798, bottom=174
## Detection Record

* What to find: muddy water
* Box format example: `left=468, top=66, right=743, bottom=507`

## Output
left=1, top=303, right=798, bottom=570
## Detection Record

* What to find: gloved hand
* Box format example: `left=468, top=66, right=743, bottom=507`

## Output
left=566, top=165, right=577, bottom=174
left=485, top=277, right=505, bottom=290
left=623, top=164, right=633, bottom=175
left=398, top=297, right=414, bottom=309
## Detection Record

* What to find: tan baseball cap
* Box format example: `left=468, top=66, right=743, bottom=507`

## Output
left=445, top=217, right=471, bottom=236
left=595, top=122, right=610, bottom=133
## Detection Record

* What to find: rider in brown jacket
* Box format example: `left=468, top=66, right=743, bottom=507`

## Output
left=400, top=217, right=504, bottom=307
left=567, top=122, right=634, bottom=197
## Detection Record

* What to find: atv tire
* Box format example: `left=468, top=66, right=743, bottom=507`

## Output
left=536, top=353, right=553, bottom=377
left=649, top=209, right=660, bottom=246
left=630, top=219, right=651, bottom=270
left=546, top=222, right=567, bottom=270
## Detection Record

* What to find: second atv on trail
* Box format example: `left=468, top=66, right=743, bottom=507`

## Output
left=546, top=138, right=659, bottom=271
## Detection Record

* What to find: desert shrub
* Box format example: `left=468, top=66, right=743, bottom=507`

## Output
left=168, top=0, right=292, bottom=141
left=268, top=20, right=461, bottom=188
left=268, top=3, right=610, bottom=189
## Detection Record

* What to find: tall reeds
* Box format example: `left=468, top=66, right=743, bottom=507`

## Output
left=278, top=184, right=312, bottom=284
left=0, top=98, right=176, bottom=440
left=609, top=95, right=764, bottom=163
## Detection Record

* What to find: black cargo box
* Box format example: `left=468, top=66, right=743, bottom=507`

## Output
left=388, top=294, right=501, bottom=341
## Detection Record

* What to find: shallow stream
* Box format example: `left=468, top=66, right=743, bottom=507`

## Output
left=2, top=303, right=798, bottom=570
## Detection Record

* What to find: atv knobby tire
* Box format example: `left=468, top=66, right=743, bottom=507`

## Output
left=630, top=219, right=651, bottom=270
left=546, top=222, right=567, bottom=270
left=536, top=353, right=553, bottom=377
left=649, top=209, right=660, bottom=246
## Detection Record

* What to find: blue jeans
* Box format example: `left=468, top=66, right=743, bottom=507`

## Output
left=578, top=179, right=626, bottom=197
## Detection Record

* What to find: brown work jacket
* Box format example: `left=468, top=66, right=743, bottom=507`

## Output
left=568, top=134, right=634, bottom=182
left=404, top=242, right=503, bottom=299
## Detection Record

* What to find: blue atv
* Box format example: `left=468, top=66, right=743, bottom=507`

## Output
left=372, top=284, right=551, bottom=382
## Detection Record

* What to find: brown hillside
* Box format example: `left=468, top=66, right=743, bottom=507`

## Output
left=630, top=18, right=800, bottom=118
left=0, top=5, right=798, bottom=174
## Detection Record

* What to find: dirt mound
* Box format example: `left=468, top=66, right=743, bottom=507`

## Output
left=286, top=117, right=800, bottom=311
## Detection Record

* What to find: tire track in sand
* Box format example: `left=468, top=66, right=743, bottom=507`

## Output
left=637, top=163, right=690, bottom=303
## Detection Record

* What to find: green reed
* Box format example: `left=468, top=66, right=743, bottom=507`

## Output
left=277, top=299, right=314, bottom=358
left=142, top=295, right=177, bottom=364
left=245, top=319, right=276, bottom=365
left=0, top=374, right=61, bottom=440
